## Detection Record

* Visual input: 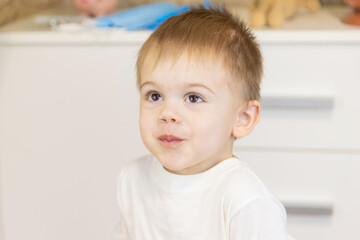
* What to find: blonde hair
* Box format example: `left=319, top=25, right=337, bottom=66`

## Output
left=136, top=5, right=263, bottom=101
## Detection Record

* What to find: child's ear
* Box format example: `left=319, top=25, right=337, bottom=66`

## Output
left=232, top=100, right=261, bottom=138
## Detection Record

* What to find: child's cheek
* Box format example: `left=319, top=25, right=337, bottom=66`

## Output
left=139, top=109, right=151, bottom=135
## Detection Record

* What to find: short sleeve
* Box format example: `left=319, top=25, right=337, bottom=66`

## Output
left=229, top=197, right=295, bottom=240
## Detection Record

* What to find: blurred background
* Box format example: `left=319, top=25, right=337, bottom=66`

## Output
left=1, top=0, right=359, bottom=240
left=0, top=0, right=345, bottom=27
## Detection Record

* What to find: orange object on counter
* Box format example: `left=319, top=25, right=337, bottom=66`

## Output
left=343, top=0, right=360, bottom=26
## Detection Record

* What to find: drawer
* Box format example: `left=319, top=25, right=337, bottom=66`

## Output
left=233, top=148, right=360, bottom=240
left=237, top=44, right=360, bottom=150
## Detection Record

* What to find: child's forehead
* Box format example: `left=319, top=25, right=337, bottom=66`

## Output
left=140, top=55, right=243, bottom=99
left=139, top=50, right=245, bottom=102
left=138, top=48, right=242, bottom=98
left=142, top=59, right=228, bottom=89
left=142, top=51, right=229, bottom=77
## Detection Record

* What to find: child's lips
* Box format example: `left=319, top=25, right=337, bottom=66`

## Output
left=158, top=134, right=184, bottom=147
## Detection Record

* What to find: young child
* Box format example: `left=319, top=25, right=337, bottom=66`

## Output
left=113, top=5, right=293, bottom=240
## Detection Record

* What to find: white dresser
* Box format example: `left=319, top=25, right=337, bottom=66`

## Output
left=1, top=5, right=360, bottom=240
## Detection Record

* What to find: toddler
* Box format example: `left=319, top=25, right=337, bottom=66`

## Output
left=113, top=5, right=293, bottom=240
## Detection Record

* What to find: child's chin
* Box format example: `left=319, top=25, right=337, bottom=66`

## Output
left=163, top=166, right=182, bottom=174
left=160, top=159, right=189, bottom=174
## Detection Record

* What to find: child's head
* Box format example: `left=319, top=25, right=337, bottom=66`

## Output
left=137, top=6, right=263, bottom=175
left=137, top=6, right=263, bottom=102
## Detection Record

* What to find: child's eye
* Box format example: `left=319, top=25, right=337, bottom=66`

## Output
left=146, top=92, right=163, bottom=102
left=185, top=94, right=204, bottom=103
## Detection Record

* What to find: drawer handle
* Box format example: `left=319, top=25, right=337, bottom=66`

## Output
left=281, top=197, right=333, bottom=215
left=261, top=93, right=335, bottom=109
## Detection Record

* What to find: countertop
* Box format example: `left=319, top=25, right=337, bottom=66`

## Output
left=1, top=5, right=360, bottom=45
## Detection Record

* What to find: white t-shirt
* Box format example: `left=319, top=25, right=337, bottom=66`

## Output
left=113, top=155, right=294, bottom=240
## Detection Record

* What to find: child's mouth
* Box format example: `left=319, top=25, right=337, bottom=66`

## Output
left=158, top=135, right=184, bottom=147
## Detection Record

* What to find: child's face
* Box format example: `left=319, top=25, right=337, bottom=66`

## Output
left=139, top=54, right=243, bottom=175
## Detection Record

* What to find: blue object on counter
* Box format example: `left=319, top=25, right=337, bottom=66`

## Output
left=96, top=1, right=214, bottom=30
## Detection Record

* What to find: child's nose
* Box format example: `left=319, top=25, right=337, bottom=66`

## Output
left=158, top=104, right=181, bottom=123
left=160, top=115, right=177, bottom=123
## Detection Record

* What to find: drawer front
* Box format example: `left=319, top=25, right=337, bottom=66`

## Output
left=234, top=149, right=360, bottom=240
left=237, top=44, right=360, bottom=150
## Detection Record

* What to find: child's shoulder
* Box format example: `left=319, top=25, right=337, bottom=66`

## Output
left=218, top=158, right=278, bottom=210
left=221, top=158, right=268, bottom=192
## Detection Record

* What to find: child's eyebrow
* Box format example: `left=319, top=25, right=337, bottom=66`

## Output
left=140, top=81, right=215, bottom=95
left=186, top=83, right=215, bottom=95
left=139, top=81, right=156, bottom=90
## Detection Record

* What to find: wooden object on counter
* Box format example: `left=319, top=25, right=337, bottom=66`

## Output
left=249, top=0, right=321, bottom=28
left=0, top=0, right=62, bottom=27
